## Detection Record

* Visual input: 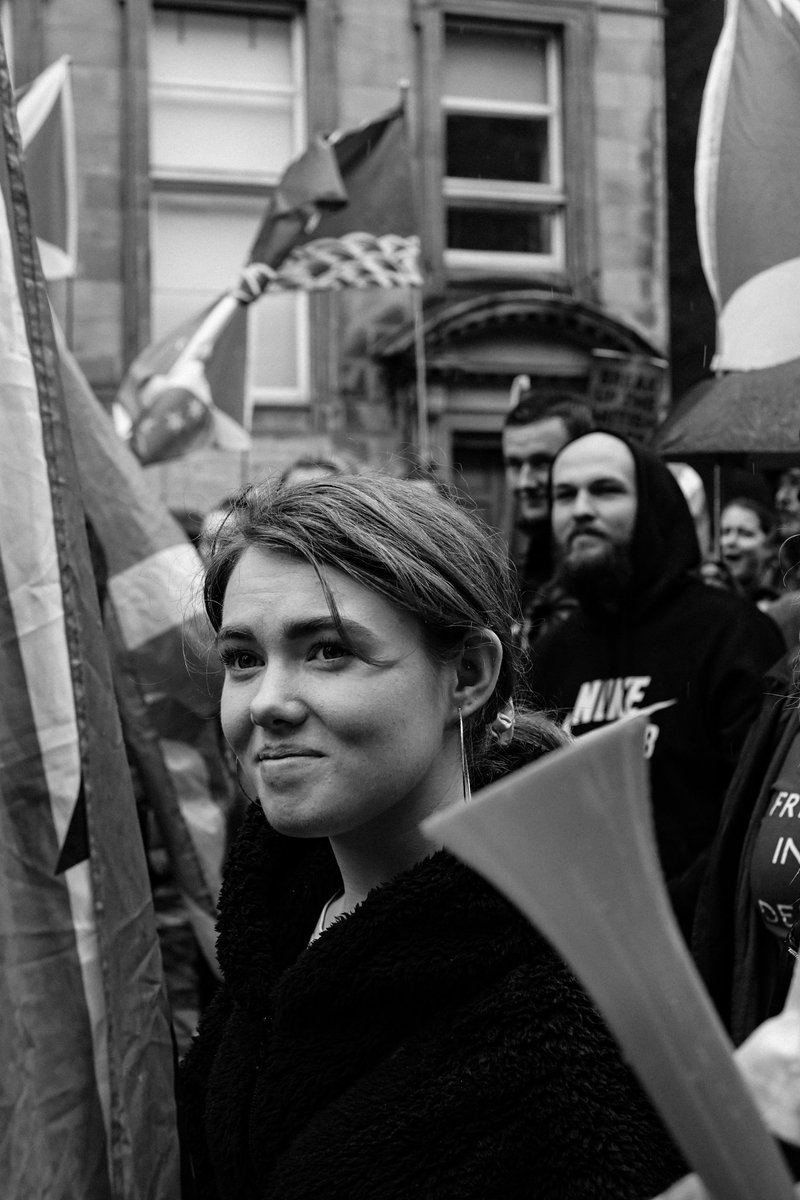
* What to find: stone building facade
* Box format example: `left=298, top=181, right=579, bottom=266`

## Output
left=3, top=0, right=669, bottom=527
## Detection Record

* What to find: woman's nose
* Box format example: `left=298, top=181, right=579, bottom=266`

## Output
left=249, top=669, right=306, bottom=728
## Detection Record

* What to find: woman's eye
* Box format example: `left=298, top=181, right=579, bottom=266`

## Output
left=220, top=648, right=261, bottom=671
left=310, top=640, right=350, bottom=663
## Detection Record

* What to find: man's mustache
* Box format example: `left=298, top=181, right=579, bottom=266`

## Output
left=567, top=524, right=607, bottom=545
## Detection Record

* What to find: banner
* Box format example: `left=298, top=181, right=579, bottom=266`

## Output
left=587, top=348, right=669, bottom=444
left=55, top=323, right=228, bottom=978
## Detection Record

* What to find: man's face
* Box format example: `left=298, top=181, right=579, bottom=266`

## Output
left=775, top=468, right=800, bottom=540
left=551, top=433, right=638, bottom=573
left=502, top=416, right=570, bottom=532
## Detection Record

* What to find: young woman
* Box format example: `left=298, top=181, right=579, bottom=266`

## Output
left=718, top=497, right=778, bottom=606
left=179, top=474, right=682, bottom=1199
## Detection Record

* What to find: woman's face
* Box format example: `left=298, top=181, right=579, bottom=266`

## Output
left=218, top=547, right=461, bottom=842
left=720, top=504, right=770, bottom=586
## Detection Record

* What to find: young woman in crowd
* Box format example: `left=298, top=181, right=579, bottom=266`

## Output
left=178, top=473, right=682, bottom=1199
left=718, top=497, right=779, bottom=607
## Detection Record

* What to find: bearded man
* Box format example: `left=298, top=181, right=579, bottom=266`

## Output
left=528, top=431, right=784, bottom=936
left=501, top=384, right=593, bottom=644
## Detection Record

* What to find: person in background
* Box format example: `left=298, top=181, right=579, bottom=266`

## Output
left=765, top=467, right=800, bottom=648
left=501, top=377, right=594, bottom=645
left=692, top=643, right=800, bottom=1046
left=528, top=432, right=784, bottom=937
left=667, top=461, right=712, bottom=559
left=178, top=474, right=683, bottom=1200
left=198, top=455, right=358, bottom=565
left=718, top=497, right=779, bottom=606
left=198, top=492, right=241, bottom=566
left=775, top=467, right=800, bottom=551
left=277, top=451, right=358, bottom=488
left=701, top=495, right=800, bottom=651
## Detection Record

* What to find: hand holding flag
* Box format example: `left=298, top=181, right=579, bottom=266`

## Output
left=117, top=102, right=421, bottom=465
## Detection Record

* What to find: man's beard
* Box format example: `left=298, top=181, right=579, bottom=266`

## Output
left=557, top=537, right=633, bottom=607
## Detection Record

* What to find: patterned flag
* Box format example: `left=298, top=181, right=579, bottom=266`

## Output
left=15, top=55, right=77, bottom=281
left=54, top=322, right=228, bottom=976
left=0, top=35, right=179, bottom=1200
left=696, top=0, right=800, bottom=370
left=116, top=101, right=421, bottom=465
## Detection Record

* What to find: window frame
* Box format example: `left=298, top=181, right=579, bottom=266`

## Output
left=442, top=17, right=565, bottom=272
left=148, top=4, right=311, bottom=408
left=415, top=0, right=597, bottom=293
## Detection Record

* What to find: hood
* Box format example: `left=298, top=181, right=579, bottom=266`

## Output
left=549, top=432, right=701, bottom=617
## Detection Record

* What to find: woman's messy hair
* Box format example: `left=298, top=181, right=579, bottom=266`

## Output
left=204, top=473, right=566, bottom=783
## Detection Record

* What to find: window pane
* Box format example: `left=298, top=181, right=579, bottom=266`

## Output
left=152, top=192, right=304, bottom=394
left=151, top=93, right=295, bottom=178
left=446, top=114, right=549, bottom=184
left=447, top=206, right=551, bottom=255
left=249, top=294, right=301, bottom=392
left=151, top=192, right=265, bottom=293
left=444, top=24, right=547, bottom=105
left=151, top=11, right=293, bottom=89
left=149, top=10, right=306, bottom=400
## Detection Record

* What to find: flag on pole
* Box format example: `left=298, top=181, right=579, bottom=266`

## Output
left=55, top=320, right=230, bottom=977
left=0, top=33, right=179, bottom=1199
left=695, top=0, right=800, bottom=370
left=424, top=716, right=796, bottom=1200
left=117, top=101, right=421, bottom=465
left=15, top=55, right=78, bottom=281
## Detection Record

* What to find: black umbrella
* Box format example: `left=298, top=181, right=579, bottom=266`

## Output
left=655, top=357, right=800, bottom=466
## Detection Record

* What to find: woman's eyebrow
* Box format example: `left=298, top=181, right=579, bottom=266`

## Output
left=217, top=616, right=375, bottom=644
left=283, top=616, right=380, bottom=645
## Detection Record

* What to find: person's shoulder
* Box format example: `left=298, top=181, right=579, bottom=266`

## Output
left=679, top=576, right=781, bottom=625
left=675, top=577, right=785, bottom=661
left=529, top=607, right=584, bottom=655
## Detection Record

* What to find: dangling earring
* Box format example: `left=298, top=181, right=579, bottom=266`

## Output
left=235, top=759, right=257, bottom=806
left=459, top=707, right=472, bottom=804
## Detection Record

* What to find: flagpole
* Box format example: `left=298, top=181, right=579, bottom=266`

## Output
left=65, top=274, right=74, bottom=350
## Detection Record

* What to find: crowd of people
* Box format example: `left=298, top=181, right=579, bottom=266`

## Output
left=159, top=391, right=800, bottom=1197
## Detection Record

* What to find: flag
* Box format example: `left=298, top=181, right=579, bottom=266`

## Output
left=695, top=0, right=800, bottom=370
left=16, top=55, right=77, bottom=281
left=117, top=102, right=421, bottom=465
left=0, top=34, right=179, bottom=1199
left=424, top=715, right=796, bottom=1200
left=55, top=320, right=230, bottom=977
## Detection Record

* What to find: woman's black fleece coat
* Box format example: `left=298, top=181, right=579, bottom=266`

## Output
left=179, top=805, right=683, bottom=1199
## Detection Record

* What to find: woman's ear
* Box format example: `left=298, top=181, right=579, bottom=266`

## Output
left=453, top=629, right=503, bottom=717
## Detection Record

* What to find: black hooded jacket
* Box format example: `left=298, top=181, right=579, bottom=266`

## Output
left=529, top=434, right=784, bottom=932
